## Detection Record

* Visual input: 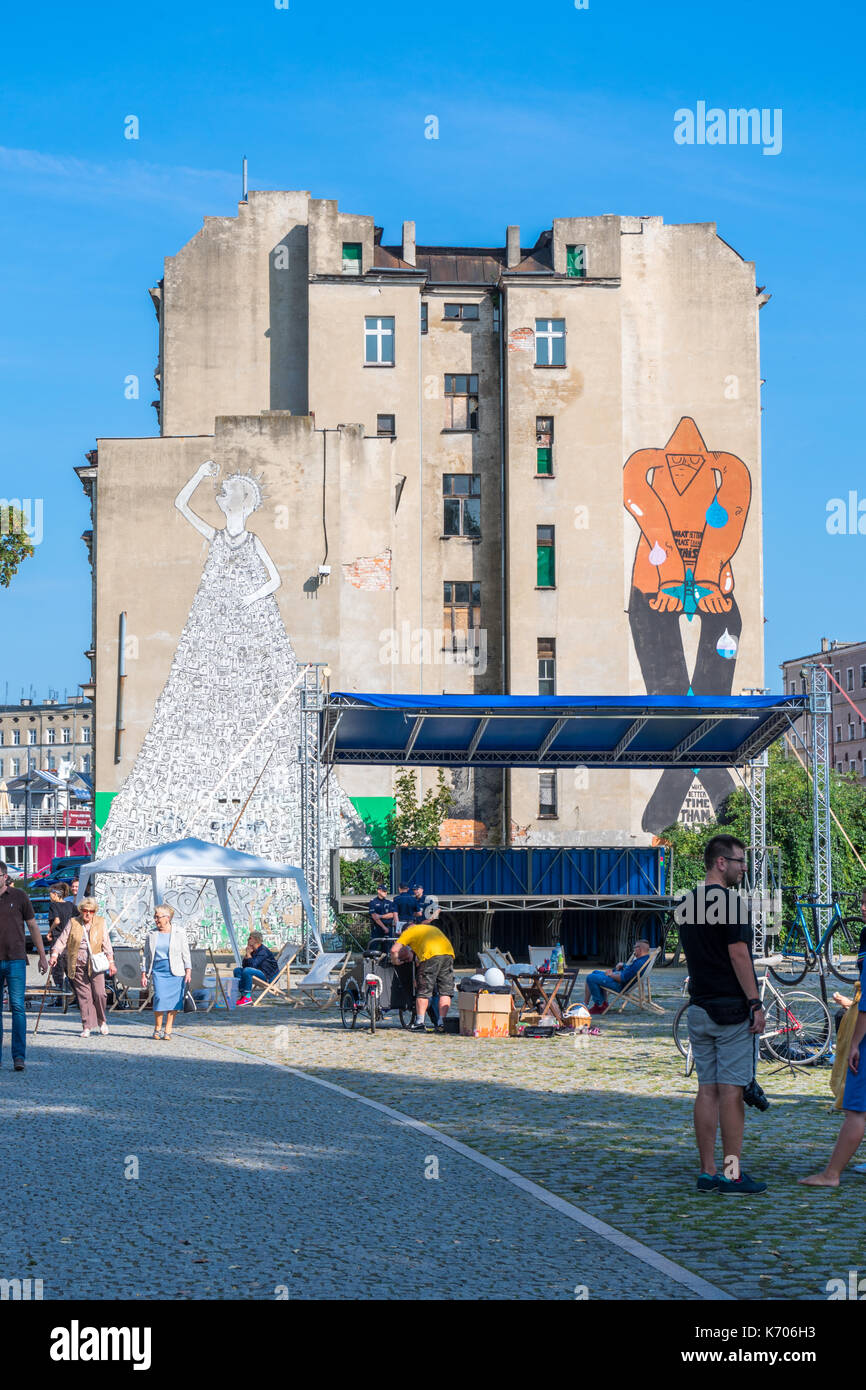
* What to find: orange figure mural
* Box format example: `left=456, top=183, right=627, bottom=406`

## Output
left=623, top=417, right=752, bottom=832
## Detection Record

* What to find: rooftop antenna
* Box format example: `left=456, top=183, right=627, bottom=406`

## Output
left=242, top=156, right=248, bottom=203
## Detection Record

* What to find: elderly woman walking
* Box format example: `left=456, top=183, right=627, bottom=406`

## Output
left=48, top=898, right=117, bottom=1039
left=142, top=905, right=191, bottom=1041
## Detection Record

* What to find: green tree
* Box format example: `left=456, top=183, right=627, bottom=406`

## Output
left=385, top=769, right=455, bottom=848
left=0, top=507, right=35, bottom=588
left=660, top=742, right=866, bottom=899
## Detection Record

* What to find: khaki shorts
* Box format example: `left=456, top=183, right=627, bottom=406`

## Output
left=414, top=954, right=455, bottom=1000
left=687, top=1005, right=756, bottom=1086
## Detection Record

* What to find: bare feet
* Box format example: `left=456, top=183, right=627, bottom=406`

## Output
left=798, top=1172, right=840, bottom=1187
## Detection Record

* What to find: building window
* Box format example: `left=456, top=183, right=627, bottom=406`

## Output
left=535, top=318, right=566, bottom=367
left=860, top=665, right=866, bottom=688
left=566, top=244, right=587, bottom=278
left=12, top=730, right=20, bottom=745
left=443, top=582, right=481, bottom=650
left=849, top=721, right=855, bottom=741
left=420, top=302, right=428, bottom=335
left=377, top=414, right=396, bottom=438
left=789, top=681, right=796, bottom=695
left=46, top=754, right=55, bottom=770
left=81, top=727, right=91, bottom=744
left=846, top=667, right=854, bottom=690
left=364, top=316, right=395, bottom=365
left=538, top=638, right=556, bottom=696
left=834, top=670, right=841, bottom=686
left=342, top=242, right=362, bottom=275
left=10, top=758, right=20, bottom=776
left=443, top=303, right=479, bottom=320
left=61, top=727, right=71, bottom=744
left=444, top=374, right=479, bottom=431
left=443, top=475, right=481, bottom=537
left=82, top=754, right=91, bottom=774
left=537, top=525, right=556, bottom=587
left=492, top=299, right=500, bottom=333
left=538, top=771, right=558, bottom=818
left=27, top=729, right=37, bottom=745
left=46, top=728, right=56, bottom=744
left=836, top=725, right=843, bottom=743
left=0, top=758, right=3, bottom=776
left=536, top=416, right=554, bottom=475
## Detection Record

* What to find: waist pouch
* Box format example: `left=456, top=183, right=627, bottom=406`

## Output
left=699, top=996, right=750, bottom=1026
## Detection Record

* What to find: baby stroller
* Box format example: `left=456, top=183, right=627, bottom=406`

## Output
left=340, top=936, right=416, bottom=1034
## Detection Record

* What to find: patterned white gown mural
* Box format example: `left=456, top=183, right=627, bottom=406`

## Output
left=97, top=460, right=368, bottom=945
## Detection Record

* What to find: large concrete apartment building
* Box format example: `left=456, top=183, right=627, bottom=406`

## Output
left=79, top=189, right=767, bottom=848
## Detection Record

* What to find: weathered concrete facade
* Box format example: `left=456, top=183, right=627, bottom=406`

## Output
left=81, top=192, right=766, bottom=846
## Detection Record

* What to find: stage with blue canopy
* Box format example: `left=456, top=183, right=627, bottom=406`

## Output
left=321, top=693, right=806, bottom=769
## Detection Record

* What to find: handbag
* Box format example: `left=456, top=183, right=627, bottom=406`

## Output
left=82, top=918, right=110, bottom=976
left=182, top=980, right=196, bottom=1013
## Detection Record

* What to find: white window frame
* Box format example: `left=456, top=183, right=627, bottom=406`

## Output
left=364, top=316, right=395, bottom=365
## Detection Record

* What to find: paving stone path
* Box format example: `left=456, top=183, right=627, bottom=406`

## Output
left=1, top=1009, right=706, bottom=1300
left=185, top=967, right=864, bottom=1301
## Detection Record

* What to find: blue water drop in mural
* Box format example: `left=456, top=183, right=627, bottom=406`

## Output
left=705, top=498, right=728, bottom=528
left=716, top=628, right=738, bottom=660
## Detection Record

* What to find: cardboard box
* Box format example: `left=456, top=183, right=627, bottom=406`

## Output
left=458, top=991, right=516, bottom=1038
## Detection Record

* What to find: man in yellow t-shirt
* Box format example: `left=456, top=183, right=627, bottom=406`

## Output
left=390, top=921, right=455, bottom=1033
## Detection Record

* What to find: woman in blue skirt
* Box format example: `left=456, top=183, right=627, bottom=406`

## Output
left=141, top=905, right=191, bottom=1040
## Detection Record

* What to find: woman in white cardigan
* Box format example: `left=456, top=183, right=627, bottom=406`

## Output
left=141, top=905, right=191, bottom=1040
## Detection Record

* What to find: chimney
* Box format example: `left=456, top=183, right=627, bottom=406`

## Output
left=506, top=225, right=521, bottom=269
left=821, top=638, right=829, bottom=652
left=402, top=220, right=416, bottom=266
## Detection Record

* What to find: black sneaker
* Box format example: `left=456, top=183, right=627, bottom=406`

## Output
left=718, top=1171, right=767, bottom=1195
left=13, top=1058, right=25, bottom=1072
left=696, top=1172, right=720, bottom=1193
left=409, top=1020, right=427, bottom=1033
left=434, top=1020, right=446, bottom=1033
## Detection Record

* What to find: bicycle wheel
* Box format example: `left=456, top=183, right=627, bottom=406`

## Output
left=340, top=987, right=358, bottom=1030
left=768, top=920, right=811, bottom=986
left=826, top=917, right=863, bottom=986
left=672, top=1001, right=690, bottom=1057
left=368, top=988, right=377, bottom=1034
left=398, top=1004, right=414, bottom=1029
left=762, top=989, right=831, bottom=1065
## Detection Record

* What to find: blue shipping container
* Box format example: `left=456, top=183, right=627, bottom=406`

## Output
left=392, top=846, right=666, bottom=899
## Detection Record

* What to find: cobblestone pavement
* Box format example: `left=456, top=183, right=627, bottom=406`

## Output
left=0, top=1009, right=704, bottom=1300
left=184, top=967, right=865, bottom=1302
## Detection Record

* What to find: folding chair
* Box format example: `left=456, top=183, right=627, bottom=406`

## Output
left=250, top=944, right=299, bottom=1006
left=110, top=946, right=145, bottom=1012
left=528, top=946, right=551, bottom=971
left=24, top=955, right=74, bottom=1013
left=488, top=947, right=515, bottom=970
left=605, top=947, right=664, bottom=1015
left=286, top=952, right=349, bottom=1009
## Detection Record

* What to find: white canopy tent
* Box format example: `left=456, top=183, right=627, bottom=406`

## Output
left=77, top=837, right=321, bottom=964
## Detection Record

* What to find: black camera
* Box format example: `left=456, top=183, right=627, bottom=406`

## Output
left=743, top=1078, right=770, bottom=1111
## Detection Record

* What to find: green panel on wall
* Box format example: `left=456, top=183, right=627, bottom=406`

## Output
left=349, top=796, right=394, bottom=859
left=93, top=791, right=117, bottom=851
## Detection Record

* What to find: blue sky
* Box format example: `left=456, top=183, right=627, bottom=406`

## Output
left=1, top=0, right=863, bottom=699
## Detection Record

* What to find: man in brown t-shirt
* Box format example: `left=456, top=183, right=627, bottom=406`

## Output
left=0, top=861, right=48, bottom=1071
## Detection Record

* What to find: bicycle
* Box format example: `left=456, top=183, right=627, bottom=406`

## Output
left=673, top=971, right=832, bottom=1073
left=766, top=889, right=862, bottom=987
left=339, top=938, right=415, bottom=1035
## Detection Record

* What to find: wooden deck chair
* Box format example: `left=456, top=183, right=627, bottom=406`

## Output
left=287, top=951, right=349, bottom=1009
left=606, top=947, right=664, bottom=1015
left=528, top=946, right=551, bottom=971
left=250, top=944, right=299, bottom=1006
left=478, top=950, right=497, bottom=973
left=488, top=946, right=515, bottom=969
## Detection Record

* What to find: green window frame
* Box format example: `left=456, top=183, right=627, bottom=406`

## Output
left=537, top=525, right=555, bottom=587
left=342, top=242, right=362, bottom=274
left=536, top=416, right=553, bottom=475
left=566, top=244, right=586, bottom=278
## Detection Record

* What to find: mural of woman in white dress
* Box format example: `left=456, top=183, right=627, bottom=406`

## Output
left=97, top=459, right=363, bottom=940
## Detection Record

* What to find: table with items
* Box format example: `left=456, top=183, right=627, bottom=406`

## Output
left=506, top=966, right=579, bottom=1023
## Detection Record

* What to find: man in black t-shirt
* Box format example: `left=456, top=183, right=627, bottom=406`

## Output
left=676, top=834, right=767, bottom=1195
